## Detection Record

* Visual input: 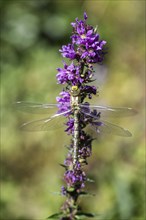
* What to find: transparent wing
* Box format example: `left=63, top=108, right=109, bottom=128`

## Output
left=80, top=109, right=132, bottom=137
left=80, top=104, right=137, bottom=118
left=14, top=101, right=59, bottom=114
left=20, top=110, right=71, bottom=131
left=90, top=120, right=132, bottom=137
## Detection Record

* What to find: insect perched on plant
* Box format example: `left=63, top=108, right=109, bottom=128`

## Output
left=15, top=86, right=136, bottom=165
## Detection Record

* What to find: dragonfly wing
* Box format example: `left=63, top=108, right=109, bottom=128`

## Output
left=14, top=101, right=59, bottom=114
left=80, top=104, right=137, bottom=118
left=90, top=120, right=132, bottom=137
left=20, top=110, right=71, bottom=131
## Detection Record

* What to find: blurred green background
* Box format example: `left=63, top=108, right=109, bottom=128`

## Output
left=0, top=0, right=145, bottom=219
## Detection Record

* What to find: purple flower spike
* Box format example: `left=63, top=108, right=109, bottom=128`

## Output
left=70, top=13, right=106, bottom=64
left=54, top=12, right=107, bottom=219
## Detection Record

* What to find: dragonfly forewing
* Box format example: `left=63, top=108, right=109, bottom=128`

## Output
left=15, top=101, right=59, bottom=114
left=80, top=104, right=137, bottom=118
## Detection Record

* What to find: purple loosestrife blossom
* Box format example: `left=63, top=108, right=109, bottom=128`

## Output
left=57, top=62, right=84, bottom=85
left=56, top=91, right=70, bottom=113
left=53, top=12, right=106, bottom=220
left=64, top=166, right=86, bottom=190
left=65, top=118, right=74, bottom=135
left=59, top=44, right=76, bottom=60
left=80, top=85, right=97, bottom=100
left=59, top=12, right=106, bottom=65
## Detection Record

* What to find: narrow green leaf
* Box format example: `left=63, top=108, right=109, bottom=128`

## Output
left=59, top=163, right=67, bottom=168
left=47, top=212, right=62, bottom=219
left=75, top=212, right=97, bottom=219
left=79, top=191, right=95, bottom=197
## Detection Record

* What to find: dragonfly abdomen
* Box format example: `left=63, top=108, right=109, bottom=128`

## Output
left=73, top=108, right=80, bottom=166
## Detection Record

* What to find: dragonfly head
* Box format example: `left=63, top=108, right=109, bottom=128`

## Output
left=70, top=86, right=80, bottom=97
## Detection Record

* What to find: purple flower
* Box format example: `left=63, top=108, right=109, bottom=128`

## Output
left=56, top=62, right=68, bottom=84
left=56, top=62, right=84, bottom=85
left=70, top=13, right=106, bottom=64
left=60, top=12, right=106, bottom=65
left=71, top=17, right=86, bottom=36
left=61, top=186, right=67, bottom=196
left=82, top=85, right=97, bottom=95
left=84, top=12, right=88, bottom=20
left=59, top=44, right=77, bottom=60
left=65, top=118, right=74, bottom=134
left=79, top=146, right=91, bottom=158
left=64, top=168, right=86, bottom=189
left=81, top=85, right=97, bottom=99
left=79, top=131, right=92, bottom=159
left=72, top=29, right=95, bottom=46
left=73, top=32, right=106, bottom=64
left=56, top=91, right=70, bottom=113
left=64, top=153, right=73, bottom=167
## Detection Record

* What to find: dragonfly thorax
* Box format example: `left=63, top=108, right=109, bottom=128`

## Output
left=70, top=86, right=80, bottom=109
left=71, top=96, right=80, bottom=109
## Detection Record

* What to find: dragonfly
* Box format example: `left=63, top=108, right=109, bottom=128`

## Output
left=15, top=86, right=136, bottom=165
